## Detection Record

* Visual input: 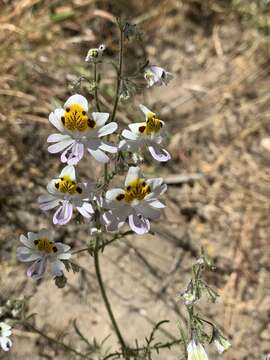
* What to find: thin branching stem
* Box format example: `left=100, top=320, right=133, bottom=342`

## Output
left=93, top=237, right=127, bottom=351
left=94, top=62, right=101, bottom=112
left=104, top=23, right=124, bottom=186
left=72, top=231, right=133, bottom=255
left=110, top=25, right=124, bottom=124
left=103, top=339, right=181, bottom=359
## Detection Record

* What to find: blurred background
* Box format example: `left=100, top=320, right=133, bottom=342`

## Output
left=0, top=0, right=270, bottom=359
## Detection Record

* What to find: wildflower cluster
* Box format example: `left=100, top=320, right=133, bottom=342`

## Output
left=6, top=18, right=231, bottom=360
left=16, top=59, right=171, bottom=282
left=7, top=18, right=175, bottom=357
left=178, top=251, right=231, bottom=359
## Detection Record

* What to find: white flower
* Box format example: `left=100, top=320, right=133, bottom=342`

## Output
left=119, top=104, right=171, bottom=162
left=38, top=165, right=95, bottom=225
left=0, top=322, right=12, bottom=352
left=103, top=166, right=167, bottom=234
left=144, top=65, right=173, bottom=87
left=181, top=290, right=197, bottom=306
left=47, top=94, right=118, bottom=165
left=17, top=229, right=71, bottom=280
left=85, top=44, right=105, bottom=62
left=213, top=330, right=231, bottom=354
left=187, top=339, right=209, bottom=360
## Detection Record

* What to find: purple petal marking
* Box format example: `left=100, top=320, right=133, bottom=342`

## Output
left=128, top=213, right=150, bottom=235
left=27, top=258, right=47, bottom=280
left=61, top=142, right=84, bottom=165
left=53, top=201, right=73, bottom=225
left=148, top=144, right=171, bottom=162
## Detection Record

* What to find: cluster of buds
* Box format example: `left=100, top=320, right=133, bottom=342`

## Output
left=179, top=252, right=231, bottom=359
left=85, top=44, right=106, bottom=63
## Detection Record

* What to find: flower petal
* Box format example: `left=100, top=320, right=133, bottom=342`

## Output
left=97, top=122, right=118, bottom=137
left=135, top=203, right=160, bottom=220
left=119, top=139, right=140, bottom=152
left=92, top=112, right=109, bottom=127
left=50, top=259, right=65, bottom=277
left=122, top=129, right=138, bottom=140
left=27, top=232, right=39, bottom=241
left=64, top=94, right=88, bottom=111
left=47, top=133, right=71, bottom=143
left=77, top=202, right=94, bottom=219
left=88, top=148, right=109, bottom=163
left=59, top=165, right=76, bottom=181
left=57, top=252, right=72, bottom=260
left=55, top=242, right=71, bottom=253
left=187, top=340, right=209, bottom=360
left=0, top=337, right=12, bottom=351
left=27, top=258, right=47, bottom=280
left=48, top=139, right=75, bottom=154
left=146, top=199, right=165, bottom=208
left=106, top=188, right=125, bottom=202
left=128, top=122, right=144, bottom=134
left=61, top=142, right=84, bottom=165
left=139, top=104, right=154, bottom=118
left=146, top=178, right=163, bottom=191
left=19, top=234, right=35, bottom=249
left=102, top=211, right=126, bottom=232
left=144, top=183, right=167, bottom=201
left=17, top=247, right=42, bottom=262
left=125, top=166, right=141, bottom=187
left=99, top=142, right=118, bottom=153
left=49, top=110, right=65, bottom=132
left=148, top=144, right=171, bottom=162
left=39, top=194, right=60, bottom=210
left=150, top=66, right=164, bottom=79
left=0, top=322, right=12, bottom=337
left=53, top=201, right=73, bottom=225
left=128, top=213, right=150, bottom=234
left=38, top=228, right=52, bottom=239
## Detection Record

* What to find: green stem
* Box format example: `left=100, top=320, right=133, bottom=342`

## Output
left=24, top=322, right=89, bottom=359
left=72, top=231, right=133, bottom=255
left=110, top=26, right=124, bottom=124
left=104, top=163, right=108, bottom=188
left=94, top=62, right=101, bottom=112
left=93, top=237, right=127, bottom=351
left=103, top=339, right=181, bottom=359
left=103, top=25, right=124, bottom=188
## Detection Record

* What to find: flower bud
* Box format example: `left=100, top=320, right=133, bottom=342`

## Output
left=212, top=329, right=231, bottom=354
left=181, top=290, right=197, bottom=306
left=85, top=44, right=106, bottom=62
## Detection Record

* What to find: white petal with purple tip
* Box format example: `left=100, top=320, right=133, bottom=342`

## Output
left=53, top=201, right=73, bottom=225
left=128, top=213, right=150, bottom=235
left=148, top=144, right=171, bottom=162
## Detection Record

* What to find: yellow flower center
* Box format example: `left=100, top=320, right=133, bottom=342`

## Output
left=116, top=178, right=151, bottom=203
left=61, top=104, right=96, bottom=132
left=34, top=237, right=57, bottom=254
left=139, top=112, right=163, bottom=135
left=55, top=175, right=82, bottom=195
left=89, top=49, right=98, bottom=58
